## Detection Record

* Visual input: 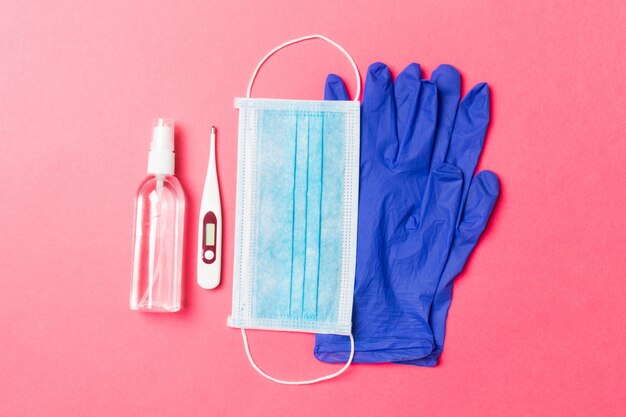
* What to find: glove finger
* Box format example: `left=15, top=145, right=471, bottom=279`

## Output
left=412, top=163, right=463, bottom=295
left=430, top=64, right=461, bottom=168
left=362, top=62, right=398, bottom=168
left=324, top=74, right=350, bottom=101
left=437, top=170, right=500, bottom=301
left=429, top=171, right=499, bottom=349
left=394, top=63, right=422, bottom=143
left=418, top=163, right=463, bottom=228
left=444, top=83, right=490, bottom=208
left=394, top=66, right=438, bottom=181
left=458, top=170, right=499, bottom=238
left=400, top=170, right=499, bottom=367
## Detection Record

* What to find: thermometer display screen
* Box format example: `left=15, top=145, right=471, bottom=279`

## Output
left=205, top=223, right=215, bottom=246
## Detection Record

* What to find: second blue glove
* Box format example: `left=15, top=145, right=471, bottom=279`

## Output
left=314, top=63, right=499, bottom=365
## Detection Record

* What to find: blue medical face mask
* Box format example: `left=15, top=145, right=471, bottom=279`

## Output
left=232, top=98, right=359, bottom=334
left=228, top=35, right=361, bottom=384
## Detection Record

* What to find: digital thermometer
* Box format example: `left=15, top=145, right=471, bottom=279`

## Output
left=197, top=126, right=222, bottom=289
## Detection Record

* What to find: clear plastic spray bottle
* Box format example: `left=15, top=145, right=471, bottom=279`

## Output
left=130, top=119, right=185, bottom=312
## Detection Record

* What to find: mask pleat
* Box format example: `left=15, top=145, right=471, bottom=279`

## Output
left=304, top=113, right=323, bottom=318
left=317, top=112, right=345, bottom=321
left=315, top=114, right=325, bottom=318
left=254, top=110, right=297, bottom=318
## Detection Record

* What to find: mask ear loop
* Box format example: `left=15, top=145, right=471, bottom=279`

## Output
left=241, top=34, right=359, bottom=384
left=242, top=329, right=355, bottom=385
left=246, top=34, right=361, bottom=101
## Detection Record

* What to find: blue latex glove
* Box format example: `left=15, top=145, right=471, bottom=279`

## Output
left=314, top=63, right=499, bottom=365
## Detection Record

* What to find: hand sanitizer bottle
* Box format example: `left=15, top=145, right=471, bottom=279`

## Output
left=130, top=119, right=185, bottom=312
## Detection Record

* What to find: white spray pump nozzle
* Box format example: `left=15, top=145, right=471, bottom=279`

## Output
left=148, top=118, right=175, bottom=175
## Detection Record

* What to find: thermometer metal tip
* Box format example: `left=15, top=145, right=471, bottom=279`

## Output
left=211, top=126, right=216, bottom=135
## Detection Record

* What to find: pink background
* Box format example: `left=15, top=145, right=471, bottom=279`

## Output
left=1, top=0, right=625, bottom=416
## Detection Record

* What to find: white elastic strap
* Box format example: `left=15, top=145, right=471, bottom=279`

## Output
left=246, top=34, right=361, bottom=102
left=241, top=328, right=355, bottom=385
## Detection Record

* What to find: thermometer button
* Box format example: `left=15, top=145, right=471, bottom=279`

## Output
left=204, top=249, right=215, bottom=262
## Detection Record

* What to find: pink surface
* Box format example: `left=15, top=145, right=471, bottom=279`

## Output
left=1, top=1, right=625, bottom=415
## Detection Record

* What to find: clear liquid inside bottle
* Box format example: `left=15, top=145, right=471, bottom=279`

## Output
left=130, top=174, right=185, bottom=312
